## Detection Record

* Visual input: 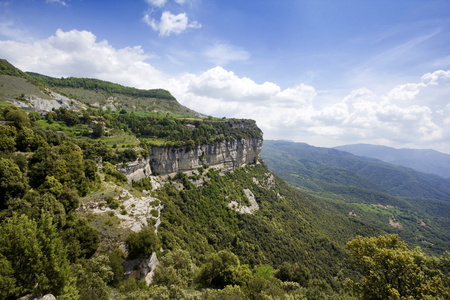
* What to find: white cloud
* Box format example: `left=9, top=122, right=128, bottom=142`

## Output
left=188, top=67, right=280, bottom=101
left=204, top=43, right=250, bottom=65
left=143, top=11, right=201, bottom=36
left=0, top=20, right=33, bottom=42
left=0, top=29, right=167, bottom=88
left=145, top=0, right=192, bottom=7
left=46, top=0, right=69, bottom=6
left=0, top=29, right=449, bottom=153
left=145, top=0, right=167, bottom=7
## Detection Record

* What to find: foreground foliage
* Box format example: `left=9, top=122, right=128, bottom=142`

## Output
left=345, top=235, right=450, bottom=299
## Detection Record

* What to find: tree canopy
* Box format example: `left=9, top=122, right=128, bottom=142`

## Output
left=345, top=234, right=450, bottom=299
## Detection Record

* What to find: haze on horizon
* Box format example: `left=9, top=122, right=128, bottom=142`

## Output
left=1, top=0, right=450, bottom=154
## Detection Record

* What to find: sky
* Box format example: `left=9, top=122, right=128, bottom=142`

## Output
left=1, top=0, right=450, bottom=153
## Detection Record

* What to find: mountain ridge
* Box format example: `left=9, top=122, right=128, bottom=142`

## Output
left=0, top=58, right=202, bottom=117
left=261, top=139, right=450, bottom=254
left=263, top=140, right=450, bottom=201
left=335, top=143, right=450, bottom=179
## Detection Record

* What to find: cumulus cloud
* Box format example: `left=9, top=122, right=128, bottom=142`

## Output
left=0, top=29, right=167, bottom=88
left=204, top=43, right=250, bottom=65
left=143, top=11, right=201, bottom=36
left=0, top=28, right=449, bottom=152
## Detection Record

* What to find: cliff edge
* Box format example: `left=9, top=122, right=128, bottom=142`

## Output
left=120, top=137, right=263, bottom=182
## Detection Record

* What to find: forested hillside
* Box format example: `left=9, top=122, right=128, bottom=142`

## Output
left=262, top=140, right=450, bottom=254
left=263, top=140, right=450, bottom=201
left=1, top=61, right=449, bottom=299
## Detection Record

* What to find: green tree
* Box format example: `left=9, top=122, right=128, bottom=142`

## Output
left=126, top=226, right=160, bottom=259
left=0, top=212, right=74, bottom=298
left=92, top=122, right=104, bottom=138
left=198, top=250, right=252, bottom=288
left=38, top=175, right=63, bottom=196
left=19, top=190, right=67, bottom=227
left=73, top=255, right=113, bottom=300
left=62, top=110, right=79, bottom=126
left=0, top=124, right=17, bottom=152
left=103, top=161, right=127, bottom=183
left=16, top=127, right=47, bottom=152
left=201, top=285, right=246, bottom=300
left=46, top=112, right=54, bottom=124
left=107, top=248, right=125, bottom=286
left=5, top=108, right=30, bottom=128
left=0, top=253, right=16, bottom=298
left=276, top=262, right=310, bottom=286
left=152, top=249, right=197, bottom=288
left=84, top=159, right=99, bottom=181
left=345, top=235, right=450, bottom=299
left=63, top=218, right=99, bottom=262
left=0, top=158, right=28, bottom=209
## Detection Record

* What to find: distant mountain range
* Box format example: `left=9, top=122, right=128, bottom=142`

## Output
left=335, top=144, right=450, bottom=179
left=261, top=140, right=450, bottom=253
left=262, top=140, right=450, bottom=202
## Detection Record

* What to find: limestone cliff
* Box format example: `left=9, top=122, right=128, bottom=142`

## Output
left=149, top=138, right=263, bottom=175
left=119, top=138, right=263, bottom=181
left=117, top=157, right=152, bottom=183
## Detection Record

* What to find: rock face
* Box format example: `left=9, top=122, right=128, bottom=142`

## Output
left=228, top=188, right=260, bottom=214
left=149, top=138, right=263, bottom=175
left=11, top=92, right=82, bottom=112
left=117, top=157, right=152, bottom=183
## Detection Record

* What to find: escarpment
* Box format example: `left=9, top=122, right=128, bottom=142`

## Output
left=119, top=137, right=263, bottom=181
left=150, top=137, right=263, bottom=175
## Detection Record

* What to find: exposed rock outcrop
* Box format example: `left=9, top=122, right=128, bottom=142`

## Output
left=149, top=138, right=263, bottom=175
left=11, top=91, right=83, bottom=111
left=228, top=188, right=259, bottom=214
left=117, top=157, right=152, bottom=184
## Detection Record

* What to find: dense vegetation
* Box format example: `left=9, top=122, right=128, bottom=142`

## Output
left=26, top=72, right=176, bottom=100
left=262, top=140, right=450, bottom=255
left=262, top=140, right=450, bottom=201
left=1, top=61, right=449, bottom=299
left=0, top=59, right=29, bottom=79
left=1, top=106, right=448, bottom=299
left=41, top=105, right=261, bottom=148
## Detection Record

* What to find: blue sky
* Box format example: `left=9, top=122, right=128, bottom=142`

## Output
left=1, top=0, right=450, bottom=153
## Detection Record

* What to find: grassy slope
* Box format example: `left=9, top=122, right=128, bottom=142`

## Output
left=0, top=75, right=52, bottom=102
